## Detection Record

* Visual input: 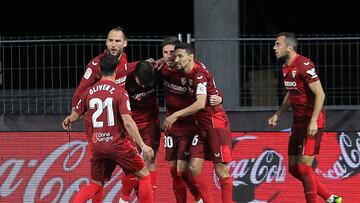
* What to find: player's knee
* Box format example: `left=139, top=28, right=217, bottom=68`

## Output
left=188, top=164, right=201, bottom=176
left=296, top=163, right=312, bottom=177
left=288, top=165, right=300, bottom=179
left=214, top=163, right=230, bottom=178
left=170, top=167, right=178, bottom=178
left=145, top=161, right=156, bottom=171
left=134, top=167, right=150, bottom=178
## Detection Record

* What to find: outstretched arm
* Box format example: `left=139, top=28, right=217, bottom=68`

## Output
left=62, top=110, right=81, bottom=131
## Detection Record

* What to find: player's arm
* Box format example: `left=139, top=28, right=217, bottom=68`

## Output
left=62, top=111, right=81, bottom=131
left=162, top=94, right=206, bottom=131
left=71, top=65, right=98, bottom=107
left=65, top=92, right=87, bottom=130
left=268, top=92, right=291, bottom=127
left=127, top=61, right=138, bottom=73
left=308, top=80, right=325, bottom=135
left=121, top=114, right=154, bottom=159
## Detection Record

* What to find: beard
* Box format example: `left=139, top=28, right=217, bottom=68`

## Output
left=276, top=53, right=288, bottom=65
left=108, top=49, right=122, bottom=58
left=166, top=62, right=176, bottom=69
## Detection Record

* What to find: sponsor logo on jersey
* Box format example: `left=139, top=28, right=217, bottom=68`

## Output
left=163, top=80, right=187, bottom=93
left=92, top=132, right=113, bottom=143
left=292, top=70, right=296, bottom=78
left=131, top=89, right=155, bottom=101
left=284, top=81, right=297, bottom=87
left=84, top=68, right=92, bottom=80
left=115, top=76, right=127, bottom=84
left=306, top=68, right=318, bottom=78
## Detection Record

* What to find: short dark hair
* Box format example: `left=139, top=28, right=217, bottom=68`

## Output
left=162, top=36, right=181, bottom=47
left=100, top=54, right=118, bottom=76
left=174, top=43, right=195, bottom=55
left=135, top=60, right=155, bottom=87
left=276, top=32, right=298, bottom=52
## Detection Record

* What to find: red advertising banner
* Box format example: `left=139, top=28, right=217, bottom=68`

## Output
left=0, top=132, right=358, bottom=202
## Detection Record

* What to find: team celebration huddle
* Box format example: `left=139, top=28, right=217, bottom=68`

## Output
left=61, top=27, right=342, bottom=203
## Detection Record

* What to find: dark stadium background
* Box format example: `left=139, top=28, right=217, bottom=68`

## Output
left=1, top=0, right=359, bottom=36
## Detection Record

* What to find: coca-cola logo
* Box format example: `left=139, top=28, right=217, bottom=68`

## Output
left=1, top=131, right=358, bottom=202
left=0, top=140, right=124, bottom=202
left=226, top=149, right=286, bottom=186
left=316, top=132, right=360, bottom=179
left=213, top=135, right=285, bottom=202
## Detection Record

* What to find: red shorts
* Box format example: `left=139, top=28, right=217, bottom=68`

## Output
left=190, top=127, right=232, bottom=163
left=137, top=119, right=161, bottom=153
left=164, top=129, right=197, bottom=161
left=288, top=127, right=323, bottom=156
left=90, top=140, right=145, bottom=181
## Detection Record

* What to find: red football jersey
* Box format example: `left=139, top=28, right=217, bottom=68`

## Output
left=125, top=69, right=159, bottom=124
left=74, top=79, right=132, bottom=151
left=72, top=50, right=134, bottom=107
left=185, top=61, right=228, bottom=129
left=159, top=64, right=197, bottom=130
left=282, top=54, right=325, bottom=128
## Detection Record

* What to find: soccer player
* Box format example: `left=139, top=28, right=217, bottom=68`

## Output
left=119, top=60, right=160, bottom=202
left=159, top=36, right=223, bottom=203
left=62, top=54, right=154, bottom=203
left=71, top=26, right=158, bottom=202
left=70, top=26, right=130, bottom=202
left=268, top=32, right=342, bottom=203
left=159, top=36, right=203, bottom=203
left=162, top=43, right=233, bottom=203
left=72, top=26, right=130, bottom=108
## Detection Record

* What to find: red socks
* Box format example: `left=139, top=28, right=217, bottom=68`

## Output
left=120, top=171, right=157, bottom=202
left=297, top=163, right=318, bottom=203
left=219, top=177, right=233, bottom=203
left=150, top=171, right=158, bottom=201
left=290, top=164, right=332, bottom=201
left=138, top=175, right=153, bottom=203
left=170, top=167, right=187, bottom=203
left=193, top=173, right=213, bottom=203
left=72, top=181, right=102, bottom=203
left=316, top=180, right=332, bottom=200
left=183, top=169, right=202, bottom=201
left=120, top=173, right=138, bottom=201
